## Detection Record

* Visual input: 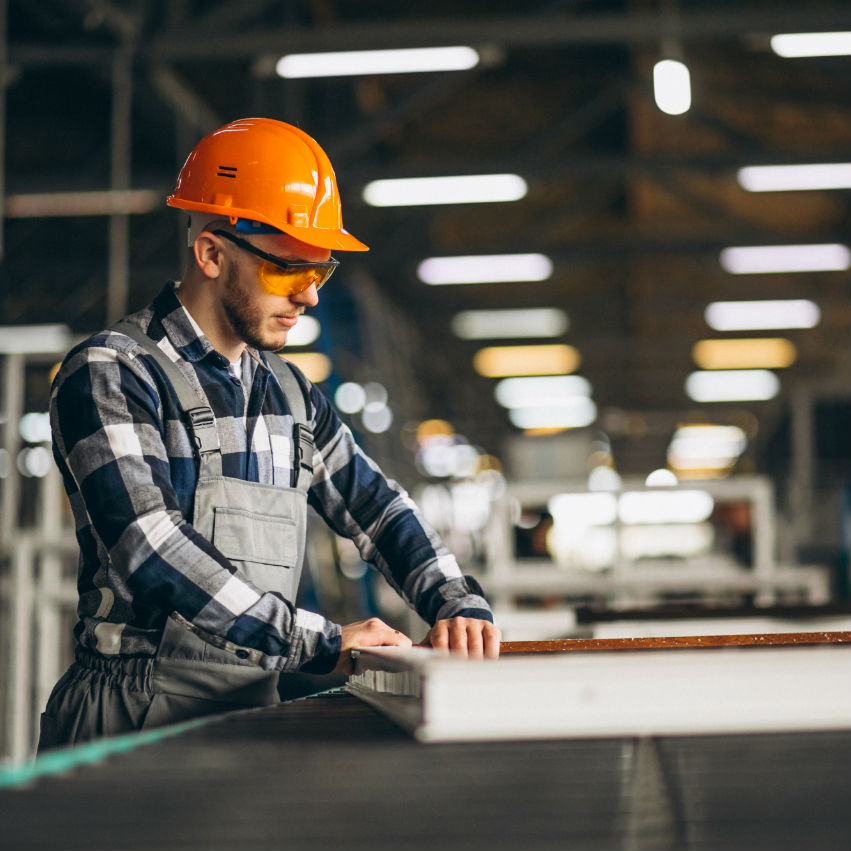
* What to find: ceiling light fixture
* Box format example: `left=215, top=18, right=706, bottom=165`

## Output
left=704, top=300, right=821, bottom=331
left=0, top=324, right=72, bottom=354
left=645, top=469, right=678, bottom=487
left=284, top=315, right=321, bottom=347
left=494, top=375, right=591, bottom=408
left=685, top=370, right=780, bottom=403
left=473, top=344, right=580, bottom=377
left=276, top=352, right=331, bottom=383
left=667, top=424, right=747, bottom=470
left=653, top=59, right=691, bottom=115
left=362, top=174, right=527, bottom=207
left=508, top=399, right=597, bottom=430
left=692, top=338, right=797, bottom=370
left=770, top=32, right=851, bottom=58
left=276, top=46, right=479, bottom=78
left=418, top=254, right=553, bottom=285
left=719, top=244, right=851, bottom=274
left=619, top=490, right=714, bottom=525
left=451, top=308, right=568, bottom=340
left=5, top=190, right=159, bottom=218
left=737, top=163, right=851, bottom=192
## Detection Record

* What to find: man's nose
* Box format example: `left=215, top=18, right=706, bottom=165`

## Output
left=292, top=283, right=320, bottom=307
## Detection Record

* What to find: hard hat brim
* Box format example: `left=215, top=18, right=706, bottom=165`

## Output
left=167, top=196, right=369, bottom=252
left=278, top=223, right=370, bottom=253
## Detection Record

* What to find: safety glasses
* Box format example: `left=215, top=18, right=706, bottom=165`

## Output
left=213, top=229, right=340, bottom=296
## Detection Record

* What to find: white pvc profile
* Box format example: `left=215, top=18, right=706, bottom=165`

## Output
left=348, top=645, right=851, bottom=742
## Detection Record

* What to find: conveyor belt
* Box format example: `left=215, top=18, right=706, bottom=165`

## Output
left=2, top=692, right=848, bottom=851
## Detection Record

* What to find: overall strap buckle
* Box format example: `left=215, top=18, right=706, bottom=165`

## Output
left=292, top=423, right=315, bottom=490
left=185, top=405, right=220, bottom=458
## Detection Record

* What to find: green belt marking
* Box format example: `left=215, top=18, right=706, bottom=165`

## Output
left=0, top=717, right=210, bottom=789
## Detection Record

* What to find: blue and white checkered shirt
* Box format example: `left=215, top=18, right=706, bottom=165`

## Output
left=50, top=282, right=492, bottom=673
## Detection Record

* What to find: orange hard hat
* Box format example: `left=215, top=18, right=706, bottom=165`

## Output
left=167, top=117, right=368, bottom=252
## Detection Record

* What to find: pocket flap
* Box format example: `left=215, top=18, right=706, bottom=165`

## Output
left=212, top=507, right=297, bottom=566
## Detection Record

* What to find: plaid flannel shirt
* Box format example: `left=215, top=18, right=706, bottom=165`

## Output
left=50, top=282, right=492, bottom=674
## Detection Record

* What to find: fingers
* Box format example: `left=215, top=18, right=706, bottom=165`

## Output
left=424, top=618, right=502, bottom=660
left=334, top=617, right=413, bottom=674
left=482, top=621, right=502, bottom=659
left=341, top=617, right=412, bottom=652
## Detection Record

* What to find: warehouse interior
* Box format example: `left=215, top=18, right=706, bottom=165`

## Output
left=0, top=2, right=849, bottom=848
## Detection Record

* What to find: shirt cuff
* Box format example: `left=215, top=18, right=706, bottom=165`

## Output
left=298, top=629, right=342, bottom=674
left=451, top=608, right=495, bottom=623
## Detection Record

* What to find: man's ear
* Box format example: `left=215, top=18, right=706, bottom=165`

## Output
left=192, top=231, right=225, bottom=279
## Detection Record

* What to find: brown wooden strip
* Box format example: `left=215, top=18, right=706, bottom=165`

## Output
left=499, top=631, right=851, bottom=653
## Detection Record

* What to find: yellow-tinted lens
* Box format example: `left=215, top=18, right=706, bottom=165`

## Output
left=257, top=261, right=328, bottom=296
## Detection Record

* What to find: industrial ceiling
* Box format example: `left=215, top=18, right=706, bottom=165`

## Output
left=2, top=0, right=849, bottom=482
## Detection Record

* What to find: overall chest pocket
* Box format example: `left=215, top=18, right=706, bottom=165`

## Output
left=212, top=506, right=298, bottom=568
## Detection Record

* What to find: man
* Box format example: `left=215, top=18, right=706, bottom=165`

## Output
left=39, top=117, right=499, bottom=750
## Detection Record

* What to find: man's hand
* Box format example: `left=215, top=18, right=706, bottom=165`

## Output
left=422, top=617, right=501, bottom=660
left=332, top=617, right=412, bottom=674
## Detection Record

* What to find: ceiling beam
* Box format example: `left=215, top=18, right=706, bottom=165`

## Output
left=8, top=6, right=847, bottom=65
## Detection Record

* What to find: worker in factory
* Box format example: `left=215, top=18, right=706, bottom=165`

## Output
left=39, top=117, right=499, bottom=751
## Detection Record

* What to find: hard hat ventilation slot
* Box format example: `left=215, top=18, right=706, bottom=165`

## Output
left=217, top=165, right=238, bottom=178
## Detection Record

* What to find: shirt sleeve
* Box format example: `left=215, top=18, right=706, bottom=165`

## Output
left=302, top=377, right=494, bottom=627
left=51, top=337, right=340, bottom=673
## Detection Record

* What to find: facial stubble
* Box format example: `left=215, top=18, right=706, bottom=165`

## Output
left=221, top=265, right=287, bottom=352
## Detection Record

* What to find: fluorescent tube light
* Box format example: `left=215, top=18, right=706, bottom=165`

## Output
left=5, top=190, right=159, bottom=218
left=473, top=344, right=580, bottom=377
left=619, top=490, right=715, bottom=525
left=667, top=425, right=747, bottom=470
left=494, top=375, right=591, bottom=409
left=363, top=174, right=527, bottom=207
left=770, top=32, right=851, bottom=58
left=276, top=46, right=479, bottom=78
left=704, top=299, right=820, bottom=331
left=275, top=352, right=331, bottom=383
left=737, top=163, right=851, bottom=192
left=0, top=324, right=72, bottom=354
left=692, top=338, right=797, bottom=370
left=720, top=244, right=850, bottom=274
left=548, top=493, right=618, bottom=527
left=285, top=315, right=320, bottom=347
left=334, top=383, right=367, bottom=414
left=588, top=467, right=622, bottom=492
left=451, top=308, right=568, bottom=340
left=645, top=469, right=678, bottom=488
left=418, top=254, right=552, bottom=285
left=685, top=370, right=780, bottom=403
left=621, top=524, right=713, bottom=559
left=653, top=59, right=691, bottom=115
left=509, top=399, right=597, bottom=430
left=361, top=404, right=393, bottom=434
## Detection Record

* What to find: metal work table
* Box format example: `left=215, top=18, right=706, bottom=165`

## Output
left=2, top=688, right=849, bottom=851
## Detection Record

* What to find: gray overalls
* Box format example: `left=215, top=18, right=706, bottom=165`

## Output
left=38, top=322, right=317, bottom=749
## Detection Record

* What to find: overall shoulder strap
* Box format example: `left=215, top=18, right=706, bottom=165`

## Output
left=264, top=353, right=315, bottom=491
left=111, top=320, right=221, bottom=470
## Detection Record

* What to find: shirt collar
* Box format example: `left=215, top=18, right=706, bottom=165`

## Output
left=151, top=281, right=269, bottom=371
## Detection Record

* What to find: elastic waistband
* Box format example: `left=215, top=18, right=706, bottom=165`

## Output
left=73, top=646, right=154, bottom=692
left=72, top=645, right=279, bottom=706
